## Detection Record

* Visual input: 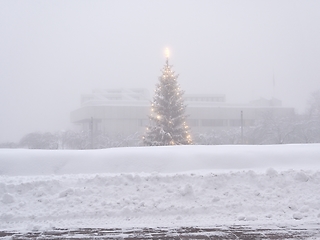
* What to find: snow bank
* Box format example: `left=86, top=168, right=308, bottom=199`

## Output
left=1, top=144, right=320, bottom=176
left=1, top=144, right=320, bottom=232
left=1, top=168, right=320, bottom=231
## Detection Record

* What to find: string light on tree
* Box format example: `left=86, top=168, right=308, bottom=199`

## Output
left=143, top=48, right=192, bottom=146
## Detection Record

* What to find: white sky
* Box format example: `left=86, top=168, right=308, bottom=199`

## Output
left=1, top=0, right=320, bottom=142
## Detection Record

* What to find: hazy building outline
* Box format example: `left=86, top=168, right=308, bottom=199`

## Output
left=71, top=88, right=294, bottom=136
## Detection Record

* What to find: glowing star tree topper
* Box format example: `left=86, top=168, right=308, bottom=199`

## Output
left=165, top=48, right=170, bottom=59
left=143, top=49, right=192, bottom=146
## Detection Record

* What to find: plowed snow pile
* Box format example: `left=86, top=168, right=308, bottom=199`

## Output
left=1, top=144, right=320, bottom=232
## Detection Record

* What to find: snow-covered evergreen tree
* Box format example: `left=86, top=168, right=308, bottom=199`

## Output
left=143, top=53, right=192, bottom=146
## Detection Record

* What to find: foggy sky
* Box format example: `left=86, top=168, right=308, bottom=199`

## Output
left=1, top=0, right=320, bottom=142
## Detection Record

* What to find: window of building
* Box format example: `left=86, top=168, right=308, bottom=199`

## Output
left=201, top=119, right=226, bottom=127
left=229, top=119, right=241, bottom=127
left=245, top=119, right=255, bottom=126
left=138, top=119, right=149, bottom=127
left=187, top=119, right=199, bottom=127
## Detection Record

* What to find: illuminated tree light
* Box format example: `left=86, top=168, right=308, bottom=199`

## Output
left=143, top=50, right=192, bottom=146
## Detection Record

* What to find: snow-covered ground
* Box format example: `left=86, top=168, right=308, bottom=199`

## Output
left=1, top=144, right=320, bottom=233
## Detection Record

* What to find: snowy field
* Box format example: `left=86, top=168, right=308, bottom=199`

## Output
left=1, top=144, right=320, bottom=234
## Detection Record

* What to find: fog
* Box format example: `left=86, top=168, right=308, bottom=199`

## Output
left=1, top=1, right=320, bottom=142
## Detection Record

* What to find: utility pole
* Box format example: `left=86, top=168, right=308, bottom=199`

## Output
left=241, top=110, right=244, bottom=144
left=90, top=117, right=94, bottom=149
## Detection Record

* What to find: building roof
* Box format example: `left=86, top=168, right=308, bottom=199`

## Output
left=81, top=89, right=150, bottom=107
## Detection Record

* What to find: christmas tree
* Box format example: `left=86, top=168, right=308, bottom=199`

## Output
left=143, top=49, right=192, bottom=146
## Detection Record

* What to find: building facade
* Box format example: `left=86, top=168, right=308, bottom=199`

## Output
left=70, top=88, right=295, bottom=136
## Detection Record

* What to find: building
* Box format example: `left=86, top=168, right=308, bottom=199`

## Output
left=70, top=88, right=295, bottom=136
